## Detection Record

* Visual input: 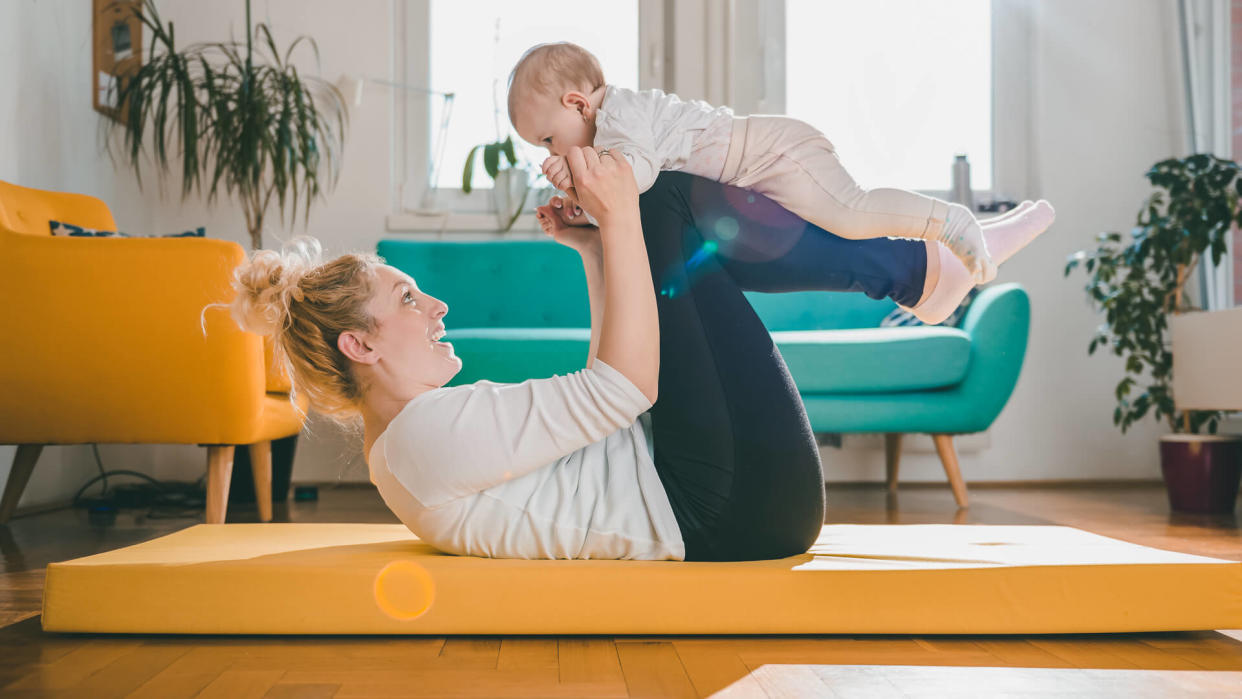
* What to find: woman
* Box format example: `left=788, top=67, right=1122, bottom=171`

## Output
left=225, top=146, right=1049, bottom=562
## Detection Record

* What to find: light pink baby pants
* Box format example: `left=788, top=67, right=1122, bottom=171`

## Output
left=717, top=115, right=949, bottom=242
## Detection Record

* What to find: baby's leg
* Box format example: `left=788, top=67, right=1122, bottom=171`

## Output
left=726, top=117, right=996, bottom=283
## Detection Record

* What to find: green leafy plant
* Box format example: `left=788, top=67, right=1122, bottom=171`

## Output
left=462, top=134, right=533, bottom=231
left=461, top=135, right=517, bottom=193
left=104, top=0, right=348, bottom=249
left=1065, top=153, right=1239, bottom=435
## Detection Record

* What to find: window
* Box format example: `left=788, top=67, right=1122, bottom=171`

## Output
left=394, top=0, right=661, bottom=220
left=429, top=1, right=640, bottom=192
left=784, top=0, right=992, bottom=192
left=393, top=0, right=1020, bottom=228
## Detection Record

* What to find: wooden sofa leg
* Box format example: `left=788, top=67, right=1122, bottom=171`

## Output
left=884, top=433, right=902, bottom=492
left=0, top=445, right=44, bottom=524
left=249, top=441, right=273, bottom=523
left=205, top=446, right=236, bottom=524
left=931, top=434, right=970, bottom=508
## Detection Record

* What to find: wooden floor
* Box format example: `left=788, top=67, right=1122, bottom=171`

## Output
left=1, top=481, right=1240, bottom=698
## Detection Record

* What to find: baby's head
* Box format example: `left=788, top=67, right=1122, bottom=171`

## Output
left=507, top=42, right=605, bottom=156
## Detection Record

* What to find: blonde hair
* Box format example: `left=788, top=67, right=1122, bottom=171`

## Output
left=211, top=235, right=385, bottom=431
left=507, top=42, right=605, bottom=126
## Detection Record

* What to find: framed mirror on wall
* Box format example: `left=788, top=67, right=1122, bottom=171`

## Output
left=92, top=0, right=143, bottom=121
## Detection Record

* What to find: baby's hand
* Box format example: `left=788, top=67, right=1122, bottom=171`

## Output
left=542, top=155, right=582, bottom=210
left=542, top=155, right=572, bottom=191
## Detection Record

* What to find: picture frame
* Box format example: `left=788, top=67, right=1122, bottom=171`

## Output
left=92, top=0, right=143, bottom=121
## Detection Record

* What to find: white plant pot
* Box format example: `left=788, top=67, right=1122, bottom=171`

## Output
left=491, top=168, right=529, bottom=231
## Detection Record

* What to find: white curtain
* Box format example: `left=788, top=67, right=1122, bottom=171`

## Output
left=1178, top=0, right=1235, bottom=310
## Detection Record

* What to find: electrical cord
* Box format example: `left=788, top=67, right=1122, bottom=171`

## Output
left=75, top=445, right=209, bottom=520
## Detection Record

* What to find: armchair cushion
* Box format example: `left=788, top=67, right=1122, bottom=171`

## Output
left=772, top=326, right=971, bottom=393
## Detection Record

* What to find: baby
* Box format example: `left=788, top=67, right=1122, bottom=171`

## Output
left=507, top=41, right=1056, bottom=285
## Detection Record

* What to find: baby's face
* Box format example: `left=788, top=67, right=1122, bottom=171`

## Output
left=513, top=92, right=595, bottom=158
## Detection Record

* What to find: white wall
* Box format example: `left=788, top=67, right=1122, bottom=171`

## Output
left=0, top=0, right=1208, bottom=514
left=826, top=0, right=1193, bottom=485
left=0, top=0, right=393, bottom=512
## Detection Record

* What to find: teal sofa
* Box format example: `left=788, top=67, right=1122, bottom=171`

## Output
left=378, top=239, right=1030, bottom=507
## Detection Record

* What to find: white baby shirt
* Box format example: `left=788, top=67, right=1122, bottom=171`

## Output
left=367, top=359, right=686, bottom=561
left=593, top=84, right=735, bottom=195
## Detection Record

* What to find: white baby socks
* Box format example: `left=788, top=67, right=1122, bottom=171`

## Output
left=938, top=202, right=996, bottom=284
left=979, top=200, right=1057, bottom=266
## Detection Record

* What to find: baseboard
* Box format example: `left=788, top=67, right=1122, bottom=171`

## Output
left=9, top=498, right=76, bottom=520
left=308, top=479, right=1167, bottom=490
left=826, top=478, right=1164, bottom=489
left=840, top=431, right=992, bottom=453
left=7, top=479, right=1172, bottom=520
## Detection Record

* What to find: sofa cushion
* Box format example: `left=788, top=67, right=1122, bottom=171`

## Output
left=444, top=328, right=591, bottom=386
left=773, top=326, right=971, bottom=393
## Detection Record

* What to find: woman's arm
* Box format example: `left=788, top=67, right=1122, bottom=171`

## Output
left=564, top=146, right=659, bottom=404
left=579, top=242, right=605, bottom=368
left=535, top=197, right=605, bottom=368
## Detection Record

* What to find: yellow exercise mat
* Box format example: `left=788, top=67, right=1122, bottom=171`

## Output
left=41, top=523, right=1242, bottom=635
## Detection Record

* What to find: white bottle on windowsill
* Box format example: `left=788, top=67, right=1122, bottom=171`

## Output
left=950, top=154, right=973, bottom=212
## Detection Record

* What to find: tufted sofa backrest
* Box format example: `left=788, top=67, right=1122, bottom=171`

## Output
left=378, top=239, right=900, bottom=332
left=377, top=240, right=590, bottom=328
left=744, top=290, right=897, bottom=331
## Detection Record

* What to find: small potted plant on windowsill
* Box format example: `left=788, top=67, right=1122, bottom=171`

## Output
left=462, top=135, right=533, bottom=232
left=1065, top=153, right=1242, bottom=514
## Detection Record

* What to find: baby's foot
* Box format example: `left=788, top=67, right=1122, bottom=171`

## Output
left=981, top=200, right=1056, bottom=267
left=980, top=200, right=1034, bottom=228
left=942, top=203, right=997, bottom=284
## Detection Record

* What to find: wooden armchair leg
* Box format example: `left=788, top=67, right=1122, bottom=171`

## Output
left=931, top=434, right=970, bottom=508
left=884, top=433, right=902, bottom=492
left=0, top=445, right=44, bottom=524
left=205, top=445, right=236, bottom=524
left=249, top=441, right=273, bottom=523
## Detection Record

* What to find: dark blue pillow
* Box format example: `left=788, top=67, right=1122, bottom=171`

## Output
left=49, top=220, right=205, bottom=238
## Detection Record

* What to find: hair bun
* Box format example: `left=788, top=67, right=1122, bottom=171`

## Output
left=229, top=236, right=324, bottom=337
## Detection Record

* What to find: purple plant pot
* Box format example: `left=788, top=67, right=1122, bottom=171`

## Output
left=1158, top=435, right=1242, bottom=514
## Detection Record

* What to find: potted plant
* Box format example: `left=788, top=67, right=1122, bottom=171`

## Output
left=106, top=0, right=348, bottom=250
left=462, top=134, right=533, bottom=232
left=1065, top=153, right=1242, bottom=513
left=104, top=0, right=349, bottom=506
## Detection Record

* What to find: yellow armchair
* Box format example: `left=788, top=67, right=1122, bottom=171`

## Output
left=0, top=180, right=307, bottom=524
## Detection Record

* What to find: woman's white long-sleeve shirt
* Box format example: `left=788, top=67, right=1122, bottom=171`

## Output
left=367, top=359, right=686, bottom=560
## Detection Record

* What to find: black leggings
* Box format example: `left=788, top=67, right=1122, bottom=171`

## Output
left=638, top=173, right=929, bottom=562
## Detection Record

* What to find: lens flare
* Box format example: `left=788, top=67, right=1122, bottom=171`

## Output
left=374, top=559, right=436, bottom=621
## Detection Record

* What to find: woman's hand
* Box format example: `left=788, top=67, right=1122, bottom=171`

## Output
left=536, top=196, right=599, bottom=253
left=564, top=146, right=638, bottom=225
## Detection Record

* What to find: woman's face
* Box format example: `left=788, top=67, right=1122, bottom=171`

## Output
left=356, top=265, right=462, bottom=393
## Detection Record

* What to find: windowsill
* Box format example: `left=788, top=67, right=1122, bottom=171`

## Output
left=385, top=212, right=543, bottom=234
